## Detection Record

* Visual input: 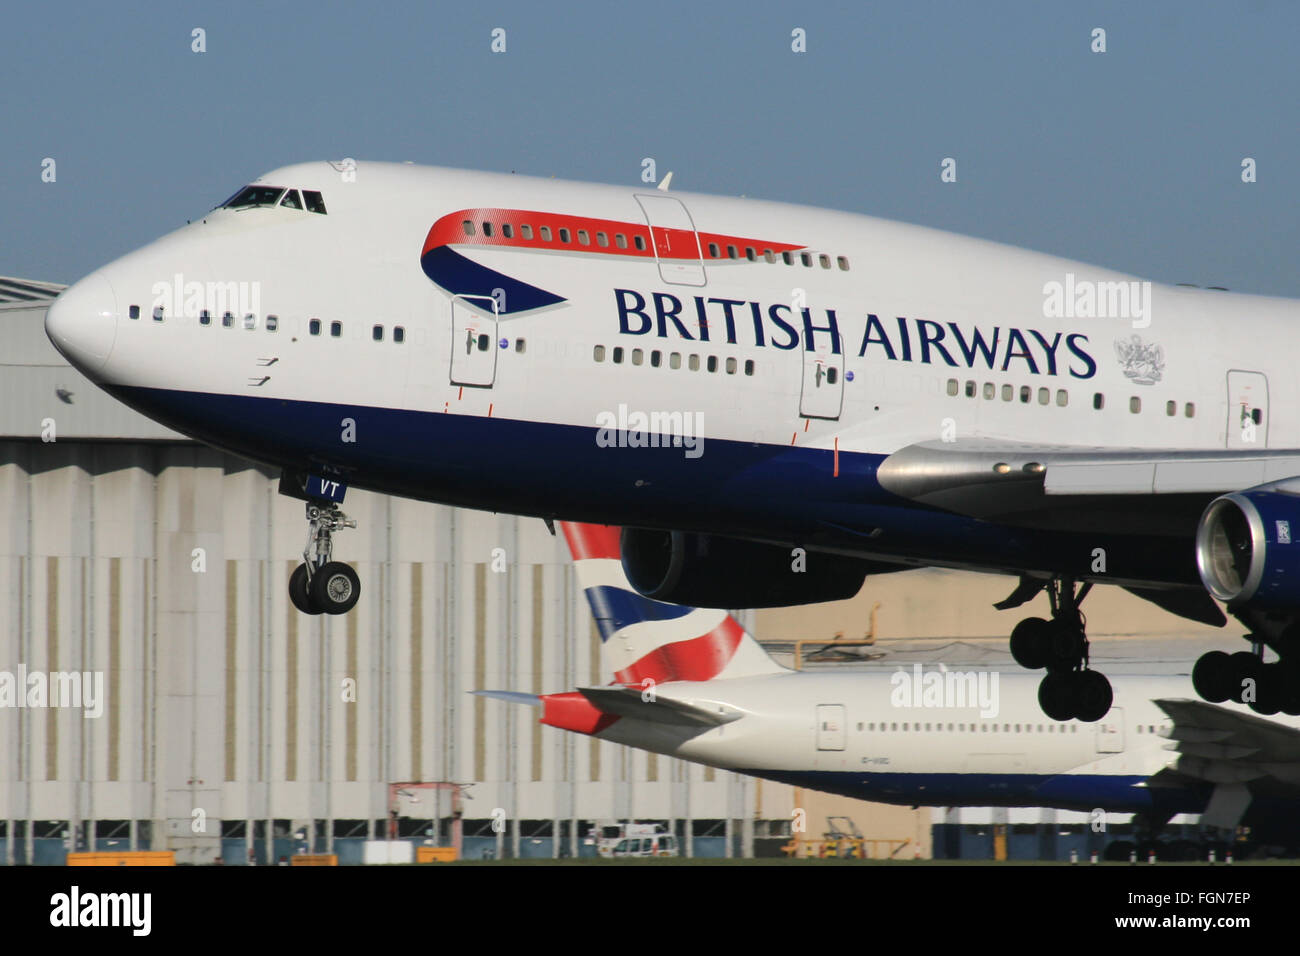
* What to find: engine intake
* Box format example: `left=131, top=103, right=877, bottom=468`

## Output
left=1196, top=486, right=1300, bottom=608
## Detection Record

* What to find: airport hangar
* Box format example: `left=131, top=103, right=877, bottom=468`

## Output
left=0, top=278, right=1224, bottom=863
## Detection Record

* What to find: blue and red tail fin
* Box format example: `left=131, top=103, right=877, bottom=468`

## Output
left=560, top=523, right=786, bottom=686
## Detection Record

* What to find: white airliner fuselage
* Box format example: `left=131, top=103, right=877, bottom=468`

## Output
left=44, top=161, right=1300, bottom=719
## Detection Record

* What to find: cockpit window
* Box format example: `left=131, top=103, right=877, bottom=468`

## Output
left=223, top=185, right=287, bottom=209
left=303, top=190, right=327, bottom=214
left=279, top=189, right=303, bottom=210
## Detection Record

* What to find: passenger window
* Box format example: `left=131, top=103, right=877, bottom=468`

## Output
left=1020, top=386, right=1031, bottom=403
left=612, top=347, right=624, bottom=363
left=782, top=251, right=794, bottom=265
left=708, top=243, right=720, bottom=258
left=1037, top=387, right=1049, bottom=405
left=1055, top=389, right=1067, bottom=406
left=393, top=326, right=405, bottom=343
left=1185, top=402, right=1195, bottom=418
left=650, top=350, right=661, bottom=367
left=373, top=325, right=383, bottom=341
left=152, top=306, right=164, bottom=321
left=243, top=313, right=257, bottom=330
left=303, top=191, right=327, bottom=214
left=689, top=354, right=700, bottom=371
left=727, top=245, right=737, bottom=259
left=309, top=318, right=321, bottom=336
left=1093, top=393, right=1104, bottom=410
left=801, top=252, right=812, bottom=267
left=559, top=227, right=570, bottom=243
left=819, top=254, right=831, bottom=269
left=540, top=226, right=552, bottom=242
left=594, top=345, right=606, bottom=362
left=669, top=352, right=681, bottom=369
left=946, top=379, right=959, bottom=396
left=837, top=256, right=850, bottom=271
left=632, top=348, right=643, bottom=365
left=577, top=229, right=590, bottom=246
left=129, top=305, right=139, bottom=319
left=764, top=250, right=776, bottom=263
left=1166, top=400, right=1176, bottom=416
left=223, top=312, right=235, bottom=328
left=279, top=189, right=302, bottom=210
left=1130, top=396, right=1141, bottom=413
left=521, top=224, right=533, bottom=240
left=330, top=320, right=342, bottom=338
left=266, top=315, right=278, bottom=332
left=615, top=233, right=627, bottom=249
left=477, top=334, right=489, bottom=351
left=965, top=380, right=975, bottom=398
left=634, top=234, right=646, bottom=251
left=596, top=231, right=608, bottom=247
left=707, top=356, right=718, bottom=372
left=744, top=359, right=755, bottom=376
left=462, top=220, right=475, bottom=236
left=502, top=223, right=513, bottom=239
left=1252, top=408, right=1263, bottom=425
left=1001, top=384, right=1012, bottom=401
left=745, top=247, right=756, bottom=261
left=725, top=357, right=737, bottom=374
left=983, top=382, right=994, bottom=399
left=515, top=338, right=525, bottom=353
left=199, top=309, right=211, bottom=326
left=482, top=222, right=493, bottom=237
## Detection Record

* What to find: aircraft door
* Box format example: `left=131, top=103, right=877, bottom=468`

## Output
left=799, top=330, right=845, bottom=420
left=1226, top=370, right=1268, bottom=448
left=815, top=704, right=846, bottom=751
left=1095, top=707, right=1124, bottom=753
left=449, top=293, right=499, bottom=387
left=635, top=194, right=707, bottom=286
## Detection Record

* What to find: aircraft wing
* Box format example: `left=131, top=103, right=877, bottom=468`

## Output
left=1146, top=697, right=1300, bottom=827
left=578, top=686, right=743, bottom=727
left=876, top=439, right=1300, bottom=536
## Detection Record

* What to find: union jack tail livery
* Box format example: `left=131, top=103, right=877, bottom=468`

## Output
left=561, top=522, right=786, bottom=687
left=476, top=523, right=785, bottom=737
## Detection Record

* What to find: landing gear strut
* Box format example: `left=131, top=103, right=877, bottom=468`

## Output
left=1005, top=578, right=1113, bottom=722
left=289, top=502, right=360, bottom=615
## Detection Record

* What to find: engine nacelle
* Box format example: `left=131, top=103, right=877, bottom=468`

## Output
left=1196, top=486, right=1300, bottom=608
left=619, top=528, right=881, bottom=608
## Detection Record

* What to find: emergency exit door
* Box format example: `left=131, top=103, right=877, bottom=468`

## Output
left=800, top=330, right=845, bottom=420
left=635, top=194, right=707, bottom=286
left=449, top=294, right=499, bottom=387
left=1226, top=370, right=1268, bottom=448
left=816, top=704, right=846, bottom=751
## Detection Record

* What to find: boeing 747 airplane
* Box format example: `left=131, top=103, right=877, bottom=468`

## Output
left=43, top=161, right=1300, bottom=719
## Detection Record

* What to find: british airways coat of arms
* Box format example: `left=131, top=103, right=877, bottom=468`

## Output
left=1114, top=334, right=1164, bottom=385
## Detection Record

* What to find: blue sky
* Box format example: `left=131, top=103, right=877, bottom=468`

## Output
left=3, top=0, right=1297, bottom=294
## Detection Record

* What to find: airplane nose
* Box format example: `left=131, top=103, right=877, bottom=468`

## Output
left=45, top=272, right=119, bottom=376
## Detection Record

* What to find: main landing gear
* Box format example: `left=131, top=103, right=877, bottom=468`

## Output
left=1192, top=629, right=1300, bottom=716
left=289, top=502, right=360, bottom=616
left=1003, top=577, right=1113, bottom=722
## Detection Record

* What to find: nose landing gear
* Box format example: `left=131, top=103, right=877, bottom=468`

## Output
left=289, top=502, right=360, bottom=615
left=1004, top=578, right=1113, bottom=722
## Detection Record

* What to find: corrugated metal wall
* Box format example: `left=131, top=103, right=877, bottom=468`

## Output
left=0, top=440, right=779, bottom=862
